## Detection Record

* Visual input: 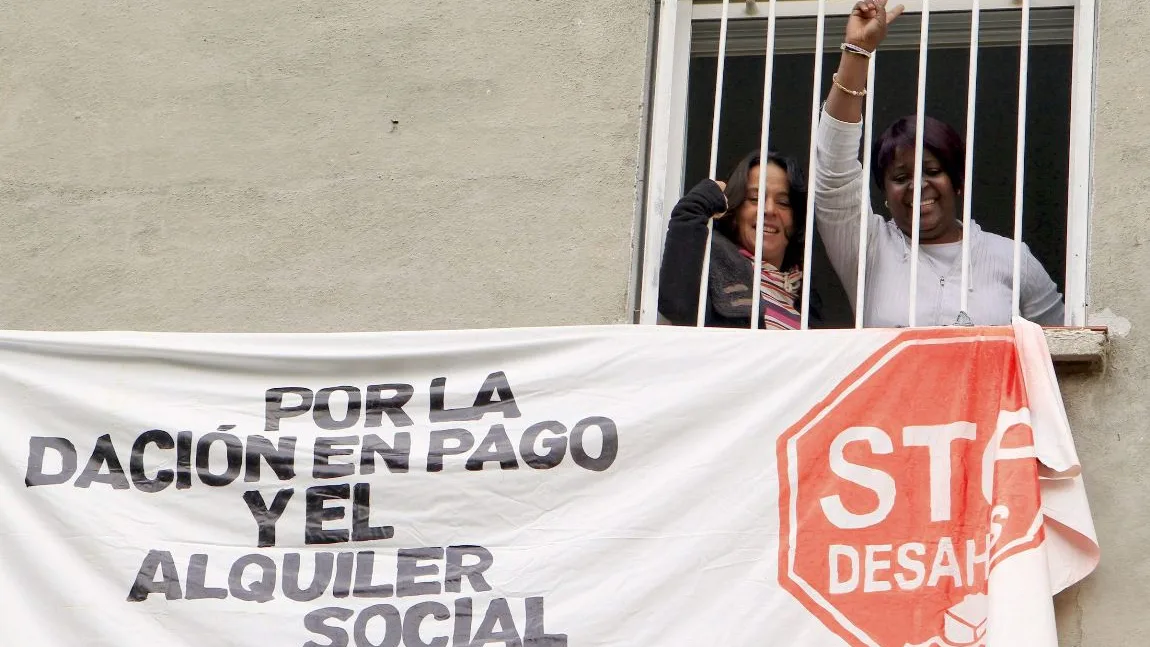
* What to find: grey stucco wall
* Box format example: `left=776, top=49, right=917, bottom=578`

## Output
left=0, top=1, right=651, bottom=331
left=1054, top=0, right=1150, bottom=644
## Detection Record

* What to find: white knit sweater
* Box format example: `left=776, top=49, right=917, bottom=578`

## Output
left=814, top=109, right=1065, bottom=327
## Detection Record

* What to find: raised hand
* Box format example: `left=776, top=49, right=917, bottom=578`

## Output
left=845, top=0, right=905, bottom=52
left=712, top=180, right=730, bottom=218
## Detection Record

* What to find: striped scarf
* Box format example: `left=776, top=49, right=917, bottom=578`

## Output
left=737, top=249, right=803, bottom=330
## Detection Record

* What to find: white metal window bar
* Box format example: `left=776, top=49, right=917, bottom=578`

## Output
left=638, top=0, right=1095, bottom=328
left=856, top=52, right=878, bottom=329
left=907, top=0, right=931, bottom=328
left=798, top=0, right=827, bottom=330
left=959, top=0, right=981, bottom=315
left=1012, top=0, right=1032, bottom=318
left=695, top=0, right=732, bottom=326
left=751, top=0, right=781, bottom=328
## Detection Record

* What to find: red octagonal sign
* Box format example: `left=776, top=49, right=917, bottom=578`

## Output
left=777, top=329, right=1044, bottom=647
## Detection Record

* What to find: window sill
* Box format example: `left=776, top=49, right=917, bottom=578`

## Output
left=1045, top=327, right=1108, bottom=374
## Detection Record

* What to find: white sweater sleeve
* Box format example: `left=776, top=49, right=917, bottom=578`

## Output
left=1020, top=244, right=1065, bottom=325
left=813, top=108, right=884, bottom=307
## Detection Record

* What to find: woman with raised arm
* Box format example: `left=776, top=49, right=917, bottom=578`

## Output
left=815, top=0, right=1064, bottom=327
left=658, top=151, right=831, bottom=330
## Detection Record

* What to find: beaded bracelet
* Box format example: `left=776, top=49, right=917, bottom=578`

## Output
left=832, top=73, right=867, bottom=97
left=840, top=42, right=873, bottom=58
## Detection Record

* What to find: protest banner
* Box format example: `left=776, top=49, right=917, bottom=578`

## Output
left=0, top=320, right=1097, bottom=646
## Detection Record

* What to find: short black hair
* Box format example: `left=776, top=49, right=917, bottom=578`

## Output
left=871, top=116, right=966, bottom=190
left=715, top=150, right=808, bottom=272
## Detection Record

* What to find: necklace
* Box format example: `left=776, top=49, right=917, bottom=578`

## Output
left=918, top=242, right=964, bottom=285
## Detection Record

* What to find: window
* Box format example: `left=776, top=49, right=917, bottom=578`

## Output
left=636, top=0, right=1097, bottom=327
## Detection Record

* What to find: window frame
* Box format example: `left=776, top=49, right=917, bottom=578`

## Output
left=635, top=0, right=1098, bottom=326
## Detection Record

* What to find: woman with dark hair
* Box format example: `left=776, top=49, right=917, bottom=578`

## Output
left=658, top=150, right=826, bottom=329
left=814, top=0, right=1064, bottom=327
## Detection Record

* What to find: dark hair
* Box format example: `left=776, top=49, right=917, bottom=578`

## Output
left=715, top=150, right=808, bottom=272
left=871, top=116, right=966, bottom=191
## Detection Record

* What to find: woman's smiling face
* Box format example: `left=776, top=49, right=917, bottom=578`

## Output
left=733, top=162, right=794, bottom=268
left=882, top=146, right=962, bottom=244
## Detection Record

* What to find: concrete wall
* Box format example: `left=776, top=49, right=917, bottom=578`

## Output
left=1053, top=0, right=1150, bottom=644
left=0, top=0, right=651, bottom=331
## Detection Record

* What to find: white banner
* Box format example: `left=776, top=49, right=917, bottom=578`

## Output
left=0, top=321, right=1098, bottom=647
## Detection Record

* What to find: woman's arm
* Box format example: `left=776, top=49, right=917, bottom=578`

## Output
left=658, top=179, right=728, bottom=325
left=815, top=113, right=871, bottom=304
left=826, top=0, right=903, bottom=123
left=1020, top=245, right=1066, bottom=326
left=815, top=0, right=902, bottom=306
